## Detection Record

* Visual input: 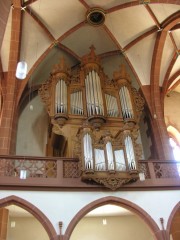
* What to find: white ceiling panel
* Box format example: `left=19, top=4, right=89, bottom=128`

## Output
left=1, top=9, right=12, bottom=72
left=30, top=0, right=86, bottom=39
left=169, top=56, right=180, bottom=79
left=105, top=6, right=155, bottom=48
left=85, top=0, right=135, bottom=9
left=149, top=4, right=180, bottom=23
left=126, top=32, right=157, bottom=86
left=61, top=25, right=118, bottom=57
left=172, top=29, right=180, bottom=49
left=21, top=13, right=52, bottom=72
left=160, top=34, right=175, bottom=86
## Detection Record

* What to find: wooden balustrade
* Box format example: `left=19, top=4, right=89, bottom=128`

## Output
left=0, top=155, right=179, bottom=190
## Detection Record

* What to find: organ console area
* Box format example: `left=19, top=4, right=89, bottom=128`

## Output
left=39, top=46, right=145, bottom=189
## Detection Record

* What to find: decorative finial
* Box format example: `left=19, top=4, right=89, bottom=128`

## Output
left=113, top=64, right=131, bottom=82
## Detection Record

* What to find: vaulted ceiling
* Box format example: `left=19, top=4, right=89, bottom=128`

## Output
left=1, top=0, right=180, bottom=97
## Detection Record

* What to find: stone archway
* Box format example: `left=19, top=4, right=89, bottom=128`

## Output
left=167, top=202, right=180, bottom=240
left=0, top=195, right=58, bottom=240
left=64, top=196, right=163, bottom=240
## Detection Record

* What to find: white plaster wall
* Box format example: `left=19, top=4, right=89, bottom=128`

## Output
left=7, top=217, right=49, bottom=240
left=165, top=91, right=180, bottom=133
left=16, top=95, right=48, bottom=156
left=70, top=216, right=154, bottom=240
left=0, top=190, right=179, bottom=235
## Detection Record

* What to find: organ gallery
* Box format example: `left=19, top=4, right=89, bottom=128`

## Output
left=39, top=46, right=145, bottom=190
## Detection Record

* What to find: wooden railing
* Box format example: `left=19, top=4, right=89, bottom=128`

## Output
left=0, top=155, right=179, bottom=189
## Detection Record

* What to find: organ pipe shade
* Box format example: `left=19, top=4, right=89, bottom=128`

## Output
left=119, top=86, right=134, bottom=119
left=83, top=133, right=93, bottom=169
left=114, top=149, right=126, bottom=171
left=106, top=141, right=114, bottom=170
left=55, top=80, right=67, bottom=114
left=94, top=148, right=106, bottom=170
left=124, top=135, right=136, bottom=170
left=70, top=91, right=83, bottom=115
left=105, top=94, right=119, bottom=117
left=16, top=61, right=27, bottom=80
left=85, top=70, right=104, bottom=116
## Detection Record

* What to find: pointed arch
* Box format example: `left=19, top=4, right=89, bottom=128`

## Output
left=166, top=202, right=180, bottom=237
left=64, top=196, right=162, bottom=240
left=0, top=195, right=58, bottom=240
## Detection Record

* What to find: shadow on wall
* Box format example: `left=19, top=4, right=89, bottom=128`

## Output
left=32, top=105, right=49, bottom=155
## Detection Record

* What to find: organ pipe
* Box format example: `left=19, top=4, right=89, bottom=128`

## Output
left=70, top=91, right=83, bottom=115
left=85, top=69, right=104, bottom=116
left=55, top=80, right=67, bottom=114
left=114, top=150, right=126, bottom=171
left=106, top=141, right=114, bottom=170
left=124, top=135, right=136, bottom=170
left=105, top=94, right=119, bottom=117
left=119, top=86, right=134, bottom=119
left=83, top=133, right=93, bottom=170
left=94, top=149, right=106, bottom=170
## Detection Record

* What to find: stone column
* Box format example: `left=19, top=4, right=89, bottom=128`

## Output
left=0, top=208, right=9, bottom=240
left=0, top=0, right=22, bottom=154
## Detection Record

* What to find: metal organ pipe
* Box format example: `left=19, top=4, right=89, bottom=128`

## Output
left=106, top=141, right=114, bottom=170
left=70, top=91, right=83, bottom=115
left=95, top=149, right=105, bottom=170
left=125, top=135, right=136, bottom=170
left=105, top=94, right=118, bottom=117
left=85, top=70, right=104, bottom=116
left=55, top=80, right=67, bottom=114
left=119, top=86, right=133, bottom=119
left=83, top=133, right=93, bottom=169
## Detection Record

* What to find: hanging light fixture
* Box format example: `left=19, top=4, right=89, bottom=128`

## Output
left=15, top=61, right=27, bottom=80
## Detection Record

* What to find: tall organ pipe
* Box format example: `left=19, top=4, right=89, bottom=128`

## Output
left=85, top=69, right=104, bottom=116
left=106, top=141, right=114, bottom=170
left=119, top=86, right=133, bottom=119
left=83, top=133, right=93, bottom=169
left=55, top=79, right=67, bottom=114
left=125, top=135, right=136, bottom=170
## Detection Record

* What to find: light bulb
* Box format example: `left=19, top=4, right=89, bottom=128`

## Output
left=16, top=61, right=27, bottom=80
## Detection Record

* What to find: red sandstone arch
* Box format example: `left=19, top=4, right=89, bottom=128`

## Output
left=64, top=196, right=163, bottom=240
left=166, top=201, right=180, bottom=238
left=0, top=195, right=58, bottom=240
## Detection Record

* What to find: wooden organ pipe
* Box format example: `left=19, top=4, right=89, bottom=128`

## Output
left=85, top=70, right=104, bottom=116
left=124, top=135, right=136, bottom=170
left=94, top=149, right=106, bottom=170
left=106, top=141, right=114, bottom=170
left=105, top=94, right=119, bottom=117
left=119, top=86, right=134, bottom=119
left=55, top=80, right=67, bottom=114
left=70, top=91, right=83, bottom=115
left=83, top=133, right=93, bottom=169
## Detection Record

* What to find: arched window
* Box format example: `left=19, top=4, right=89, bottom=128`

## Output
left=169, top=138, right=180, bottom=175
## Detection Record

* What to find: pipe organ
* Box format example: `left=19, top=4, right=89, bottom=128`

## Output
left=39, top=46, right=145, bottom=190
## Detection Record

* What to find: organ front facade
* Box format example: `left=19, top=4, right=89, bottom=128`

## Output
left=39, top=46, right=145, bottom=190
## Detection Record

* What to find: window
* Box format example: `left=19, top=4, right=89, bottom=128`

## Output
left=169, top=138, right=180, bottom=175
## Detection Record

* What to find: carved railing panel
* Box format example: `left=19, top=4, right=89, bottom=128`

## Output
left=63, top=160, right=81, bottom=178
left=153, top=162, right=179, bottom=178
left=0, top=156, right=179, bottom=189
left=0, top=157, right=57, bottom=178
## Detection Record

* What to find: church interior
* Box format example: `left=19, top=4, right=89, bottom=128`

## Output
left=0, top=0, right=180, bottom=240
